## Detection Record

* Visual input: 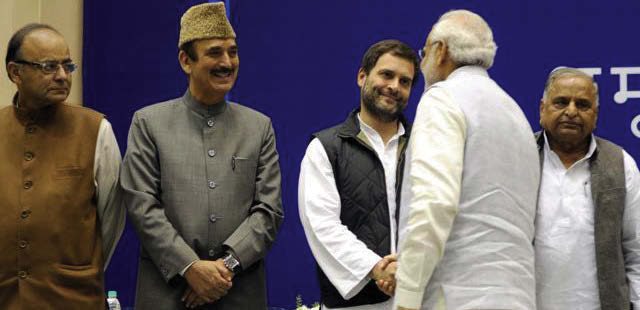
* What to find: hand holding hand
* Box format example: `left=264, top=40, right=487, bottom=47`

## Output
left=369, top=254, right=397, bottom=281
left=183, top=260, right=234, bottom=303
left=376, top=260, right=397, bottom=296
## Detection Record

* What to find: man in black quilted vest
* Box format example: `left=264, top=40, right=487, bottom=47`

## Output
left=298, top=40, right=419, bottom=309
left=535, top=67, right=640, bottom=310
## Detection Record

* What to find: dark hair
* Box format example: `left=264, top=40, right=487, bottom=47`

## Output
left=5, top=23, right=59, bottom=66
left=180, top=41, right=198, bottom=61
left=360, top=39, right=420, bottom=86
left=5, top=23, right=60, bottom=80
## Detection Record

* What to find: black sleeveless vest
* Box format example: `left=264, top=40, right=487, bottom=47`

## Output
left=312, top=109, right=409, bottom=308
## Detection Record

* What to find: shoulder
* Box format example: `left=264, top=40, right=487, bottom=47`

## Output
left=595, top=136, right=624, bottom=152
left=0, top=105, right=13, bottom=117
left=227, top=101, right=272, bottom=126
left=61, top=103, right=104, bottom=119
left=133, top=97, right=183, bottom=120
left=594, top=136, right=626, bottom=165
left=313, top=122, right=344, bottom=141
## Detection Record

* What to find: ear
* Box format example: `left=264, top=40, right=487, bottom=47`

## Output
left=178, top=50, right=192, bottom=75
left=357, top=68, right=367, bottom=88
left=539, top=99, right=546, bottom=126
left=435, top=41, right=448, bottom=66
left=6, top=62, right=21, bottom=84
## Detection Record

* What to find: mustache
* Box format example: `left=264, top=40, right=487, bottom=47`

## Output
left=376, top=88, right=402, bottom=102
left=211, top=67, right=235, bottom=74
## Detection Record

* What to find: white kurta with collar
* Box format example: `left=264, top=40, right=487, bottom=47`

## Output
left=536, top=133, right=640, bottom=309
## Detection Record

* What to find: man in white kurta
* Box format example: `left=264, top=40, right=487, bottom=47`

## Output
left=535, top=67, right=640, bottom=309
left=393, top=10, right=539, bottom=310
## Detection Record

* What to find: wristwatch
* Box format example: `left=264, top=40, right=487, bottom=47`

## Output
left=223, top=253, right=241, bottom=273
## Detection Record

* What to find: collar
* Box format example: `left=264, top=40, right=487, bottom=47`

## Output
left=182, top=90, right=228, bottom=118
left=447, top=65, right=489, bottom=81
left=12, top=92, right=59, bottom=125
left=337, top=108, right=410, bottom=139
left=357, top=113, right=406, bottom=140
left=541, top=131, right=598, bottom=162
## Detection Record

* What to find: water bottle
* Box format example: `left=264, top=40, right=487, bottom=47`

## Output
left=106, top=290, right=121, bottom=310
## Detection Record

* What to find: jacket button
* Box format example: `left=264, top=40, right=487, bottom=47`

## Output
left=20, top=210, right=31, bottom=219
left=24, top=152, right=34, bottom=161
left=18, top=240, right=28, bottom=249
left=23, top=181, right=33, bottom=189
left=209, top=249, right=215, bottom=257
left=18, top=271, right=28, bottom=279
left=207, top=119, right=215, bottom=127
left=208, top=180, right=216, bottom=189
left=209, top=214, right=217, bottom=223
left=208, top=149, right=216, bottom=157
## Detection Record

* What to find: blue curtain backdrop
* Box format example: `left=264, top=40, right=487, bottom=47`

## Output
left=83, top=1, right=640, bottom=308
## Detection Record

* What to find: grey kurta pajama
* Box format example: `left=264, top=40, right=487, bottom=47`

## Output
left=120, top=91, right=283, bottom=310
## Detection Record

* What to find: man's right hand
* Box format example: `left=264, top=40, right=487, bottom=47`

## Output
left=183, top=260, right=233, bottom=302
left=369, top=254, right=397, bottom=281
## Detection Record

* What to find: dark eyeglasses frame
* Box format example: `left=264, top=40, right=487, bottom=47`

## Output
left=13, top=60, right=77, bottom=74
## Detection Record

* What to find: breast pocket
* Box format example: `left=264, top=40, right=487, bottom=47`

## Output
left=231, top=156, right=257, bottom=190
left=54, top=165, right=86, bottom=179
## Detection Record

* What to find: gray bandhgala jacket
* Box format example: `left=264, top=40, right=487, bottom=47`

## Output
left=120, top=91, right=283, bottom=310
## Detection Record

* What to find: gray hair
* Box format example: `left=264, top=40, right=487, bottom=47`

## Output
left=429, top=10, right=497, bottom=69
left=542, top=67, right=599, bottom=107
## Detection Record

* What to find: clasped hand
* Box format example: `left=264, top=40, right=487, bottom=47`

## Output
left=182, top=259, right=234, bottom=308
left=369, top=254, right=398, bottom=296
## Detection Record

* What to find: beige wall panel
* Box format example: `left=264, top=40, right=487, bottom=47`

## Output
left=0, top=1, right=16, bottom=108
left=41, top=0, right=83, bottom=106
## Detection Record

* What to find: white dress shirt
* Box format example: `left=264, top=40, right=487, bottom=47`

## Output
left=94, top=118, right=126, bottom=267
left=394, top=87, right=466, bottom=309
left=298, top=114, right=405, bottom=310
left=536, top=133, right=640, bottom=309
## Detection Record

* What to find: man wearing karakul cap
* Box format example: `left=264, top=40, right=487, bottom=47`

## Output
left=120, top=2, right=283, bottom=309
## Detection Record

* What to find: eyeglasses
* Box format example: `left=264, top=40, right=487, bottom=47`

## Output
left=14, top=60, right=77, bottom=74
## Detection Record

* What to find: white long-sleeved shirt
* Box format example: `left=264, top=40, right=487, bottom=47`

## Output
left=94, top=119, right=126, bottom=267
left=394, top=87, right=466, bottom=309
left=536, top=133, right=640, bottom=309
left=298, top=114, right=405, bottom=310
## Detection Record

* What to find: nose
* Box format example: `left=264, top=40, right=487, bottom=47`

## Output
left=564, top=101, right=578, bottom=117
left=387, top=78, right=400, bottom=94
left=219, top=52, right=233, bottom=67
left=53, top=64, right=69, bottom=80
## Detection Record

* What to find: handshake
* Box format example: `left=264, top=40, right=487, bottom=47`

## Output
left=369, top=254, right=398, bottom=296
left=181, top=259, right=234, bottom=309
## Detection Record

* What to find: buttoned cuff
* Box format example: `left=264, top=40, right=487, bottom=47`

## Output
left=394, top=285, right=425, bottom=309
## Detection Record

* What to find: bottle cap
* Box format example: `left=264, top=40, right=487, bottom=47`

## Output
left=108, top=290, right=117, bottom=298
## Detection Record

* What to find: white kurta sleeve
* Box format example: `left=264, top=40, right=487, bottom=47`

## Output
left=394, top=87, right=467, bottom=309
left=622, top=150, right=640, bottom=306
left=298, top=138, right=382, bottom=299
left=94, top=118, right=126, bottom=268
